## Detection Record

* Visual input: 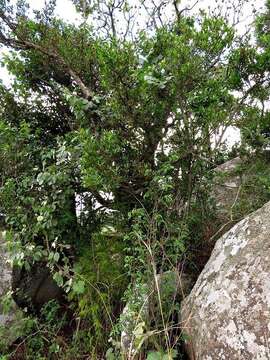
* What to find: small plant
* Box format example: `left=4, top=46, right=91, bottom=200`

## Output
left=146, top=350, right=178, bottom=360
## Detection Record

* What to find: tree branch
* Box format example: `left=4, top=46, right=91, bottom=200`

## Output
left=0, top=11, right=94, bottom=100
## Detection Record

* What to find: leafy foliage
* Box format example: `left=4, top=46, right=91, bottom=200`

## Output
left=0, top=0, right=269, bottom=358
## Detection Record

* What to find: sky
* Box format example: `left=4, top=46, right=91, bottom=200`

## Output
left=0, top=0, right=267, bottom=147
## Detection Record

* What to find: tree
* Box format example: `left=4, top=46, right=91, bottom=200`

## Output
left=0, top=0, right=263, bottom=356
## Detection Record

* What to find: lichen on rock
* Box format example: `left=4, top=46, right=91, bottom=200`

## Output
left=181, top=200, right=270, bottom=360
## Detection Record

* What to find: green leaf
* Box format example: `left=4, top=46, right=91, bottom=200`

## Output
left=147, top=350, right=178, bottom=360
left=147, top=352, right=163, bottom=360
left=72, top=280, right=85, bottom=295
left=105, top=348, right=116, bottom=360
left=53, top=272, right=64, bottom=287
left=54, top=252, right=60, bottom=262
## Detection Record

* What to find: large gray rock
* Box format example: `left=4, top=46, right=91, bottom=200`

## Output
left=214, top=157, right=242, bottom=216
left=187, top=157, right=244, bottom=273
left=181, top=200, right=270, bottom=360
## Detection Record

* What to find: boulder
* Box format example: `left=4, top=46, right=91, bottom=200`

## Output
left=213, top=157, right=243, bottom=223
left=12, top=264, right=64, bottom=313
left=0, top=229, right=64, bottom=351
left=212, top=155, right=269, bottom=233
left=181, top=200, right=270, bottom=360
left=190, top=157, right=244, bottom=272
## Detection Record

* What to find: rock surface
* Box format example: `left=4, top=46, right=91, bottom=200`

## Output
left=12, top=264, right=64, bottom=312
left=213, top=157, right=243, bottom=226
left=181, top=200, right=270, bottom=360
left=0, top=229, right=64, bottom=350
